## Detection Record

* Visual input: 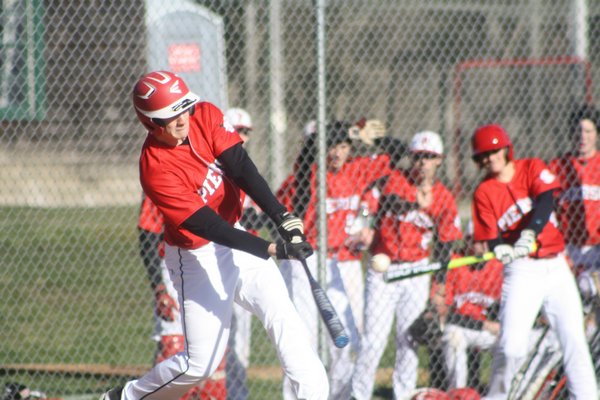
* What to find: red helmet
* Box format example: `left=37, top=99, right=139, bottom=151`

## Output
left=471, top=124, right=513, bottom=160
left=132, top=71, right=200, bottom=132
left=447, top=387, right=481, bottom=400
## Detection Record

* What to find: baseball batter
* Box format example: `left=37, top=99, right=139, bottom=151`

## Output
left=549, top=105, right=600, bottom=335
left=101, top=71, right=328, bottom=400
left=351, top=131, right=462, bottom=400
left=469, top=124, right=597, bottom=399
left=280, top=121, right=391, bottom=400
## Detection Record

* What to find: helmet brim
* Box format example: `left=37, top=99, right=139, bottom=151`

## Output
left=135, top=91, right=200, bottom=120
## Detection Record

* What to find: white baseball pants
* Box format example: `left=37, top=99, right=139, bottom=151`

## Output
left=351, top=258, right=430, bottom=400
left=484, top=254, right=597, bottom=400
left=122, top=239, right=329, bottom=400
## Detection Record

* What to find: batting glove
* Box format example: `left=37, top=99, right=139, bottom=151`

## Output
left=154, top=283, right=179, bottom=322
left=493, top=244, right=515, bottom=265
left=275, top=241, right=313, bottom=260
left=514, top=229, right=536, bottom=259
left=275, top=211, right=305, bottom=242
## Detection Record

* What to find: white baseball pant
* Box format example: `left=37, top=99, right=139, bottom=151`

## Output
left=226, top=303, right=252, bottom=400
left=351, top=258, right=430, bottom=400
left=280, top=253, right=361, bottom=400
left=151, top=259, right=184, bottom=340
left=338, top=260, right=364, bottom=333
left=442, top=324, right=498, bottom=389
left=484, top=254, right=597, bottom=400
left=122, top=238, right=329, bottom=400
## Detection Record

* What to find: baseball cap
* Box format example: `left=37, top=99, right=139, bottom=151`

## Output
left=409, top=131, right=444, bottom=156
left=224, top=108, right=253, bottom=130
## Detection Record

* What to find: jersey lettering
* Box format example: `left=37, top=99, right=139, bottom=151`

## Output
left=325, top=195, right=360, bottom=214
left=198, top=164, right=223, bottom=203
left=454, top=292, right=496, bottom=310
left=559, top=184, right=600, bottom=202
left=497, top=197, right=532, bottom=231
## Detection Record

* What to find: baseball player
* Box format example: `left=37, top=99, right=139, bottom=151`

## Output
left=351, top=131, right=462, bottom=400
left=431, top=222, right=503, bottom=391
left=101, top=71, right=328, bottom=399
left=280, top=121, right=393, bottom=399
left=469, top=124, right=597, bottom=399
left=138, top=194, right=224, bottom=399
left=548, top=104, right=600, bottom=336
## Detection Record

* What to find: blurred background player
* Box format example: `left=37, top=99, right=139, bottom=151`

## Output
left=138, top=195, right=223, bottom=399
left=549, top=104, right=600, bottom=338
left=469, top=124, right=596, bottom=399
left=431, top=221, right=502, bottom=392
left=351, top=131, right=462, bottom=400
left=280, top=120, right=393, bottom=399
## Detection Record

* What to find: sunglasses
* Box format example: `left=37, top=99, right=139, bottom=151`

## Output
left=472, top=148, right=503, bottom=163
left=411, top=152, right=441, bottom=160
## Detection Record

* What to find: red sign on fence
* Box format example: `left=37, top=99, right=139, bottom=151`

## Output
left=168, top=44, right=201, bottom=72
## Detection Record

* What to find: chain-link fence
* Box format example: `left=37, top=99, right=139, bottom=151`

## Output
left=1, top=0, right=600, bottom=398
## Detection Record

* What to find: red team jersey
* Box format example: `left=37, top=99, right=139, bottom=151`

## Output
left=472, top=158, right=564, bottom=258
left=549, top=152, right=600, bottom=246
left=371, top=170, right=462, bottom=261
left=138, top=194, right=164, bottom=234
left=437, top=258, right=503, bottom=322
left=139, top=102, right=244, bottom=249
left=303, top=155, right=391, bottom=261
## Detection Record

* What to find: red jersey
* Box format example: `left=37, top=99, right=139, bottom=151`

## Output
left=549, top=152, right=600, bottom=246
left=472, top=158, right=564, bottom=258
left=371, top=170, right=462, bottom=261
left=303, top=154, right=391, bottom=261
left=276, top=173, right=296, bottom=213
left=139, top=102, right=244, bottom=249
left=436, top=259, right=503, bottom=321
left=138, top=194, right=164, bottom=234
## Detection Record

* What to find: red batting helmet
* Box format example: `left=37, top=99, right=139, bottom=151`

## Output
left=132, top=71, right=200, bottom=132
left=471, top=124, right=513, bottom=161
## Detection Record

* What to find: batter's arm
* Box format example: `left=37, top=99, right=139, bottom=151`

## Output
left=524, top=189, right=555, bottom=234
left=217, top=143, right=287, bottom=220
left=182, top=206, right=273, bottom=259
left=138, top=229, right=163, bottom=290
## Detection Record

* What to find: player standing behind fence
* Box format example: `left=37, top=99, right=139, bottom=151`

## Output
left=351, top=131, right=462, bottom=400
left=100, top=70, right=328, bottom=399
left=548, top=104, right=600, bottom=337
left=280, top=121, right=392, bottom=400
left=431, top=221, right=503, bottom=392
left=469, top=124, right=597, bottom=399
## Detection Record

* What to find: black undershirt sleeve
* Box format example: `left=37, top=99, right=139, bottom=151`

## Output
left=182, top=206, right=271, bottom=259
left=218, top=144, right=286, bottom=219
left=138, top=229, right=163, bottom=290
left=525, top=189, right=555, bottom=234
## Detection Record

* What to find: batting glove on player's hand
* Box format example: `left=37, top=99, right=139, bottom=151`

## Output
left=513, top=229, right=536, bottom=259
left=493, top=244, right=515, bottom=265
left=275, top=211, right=305, bottom=242
left=154, top=283, right=179, bottom=321
left=275, top=241, right=313, bottom=260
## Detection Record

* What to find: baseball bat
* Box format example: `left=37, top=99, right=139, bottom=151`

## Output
left=299, top=258, right=349, bottom=348
left=383, top=252, right=495, bottom=283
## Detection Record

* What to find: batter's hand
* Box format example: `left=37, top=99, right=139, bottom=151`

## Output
left=154, top=283, right=179, bottom=321
left=275, top=211, right=305, bottom=242
left=514, top=229, right=536, bottom=258
left=493, top=244, right=515, bottom=265
left=275, top=241, right=313, bottom=260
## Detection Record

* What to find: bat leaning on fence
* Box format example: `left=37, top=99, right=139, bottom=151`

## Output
left=299, top=258, right=350, bottom=348
left=383, top=252, right=496, bottom=283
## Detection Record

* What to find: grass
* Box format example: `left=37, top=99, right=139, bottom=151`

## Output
left=0, top=206, right=489, bottom=398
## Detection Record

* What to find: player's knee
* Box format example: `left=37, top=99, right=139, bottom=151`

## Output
left=296, top=362, right=329, bottom=400
left=444, top=326, right=466, bottom=351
